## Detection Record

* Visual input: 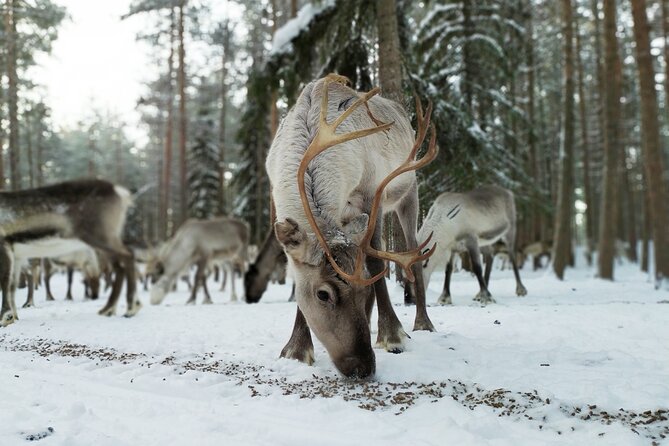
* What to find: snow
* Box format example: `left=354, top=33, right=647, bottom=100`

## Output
left=270, top=1, right=336, bottom=55
left=1, top=259, right=668, bottom=445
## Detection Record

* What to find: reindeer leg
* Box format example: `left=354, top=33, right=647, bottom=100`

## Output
left=504, top=232, right=527, bottom=297
left=229, top=266, right=237, bottom=302
left=395, top=185, right=436, bottom=332
left=438, top=253, right=454, bottom=305
left=22, top=267, right=35, bottom=308
left=483, top=249, right=493, bottom=288
left=65, top=266, right=74, bottom=301
left=368, top=214, right=409, bottom=352
left=123, top=256, right=141, bottom=317
left=186, top=263, right=202, bottom=305
left=280, top=307, right=315, bottom=365
left=0, top=243, right=18, bottom=326
left=220, top=266, right=228, bottom=292
left=44, top=261, right=55, bottom=301
left=466, top=237, right=494, bottom=305
left=98, top=258, right=124, bottom=316
left=202, top=263, right=214, bottom=304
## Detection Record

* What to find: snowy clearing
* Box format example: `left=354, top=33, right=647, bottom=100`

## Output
left=1, top=262, right=668, bottom=445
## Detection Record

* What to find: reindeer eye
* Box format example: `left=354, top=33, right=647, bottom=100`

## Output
left=317, top=290, right=330, bottom=302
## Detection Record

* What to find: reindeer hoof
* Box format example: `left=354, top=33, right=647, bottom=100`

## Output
left=437, top=295, right=452, bottom=305
left=203, top=299, right=213, bottom=305
left=0, top=312, right=16, bottom=327
left=280, top=345, right=315, bottom=366
left=185, top=300, right=195, bottom=306
left=98, top=307, right=116, bottom=317
left=475, top=291, right=495, bottom=305
left=376, top=327, right=408, bottom=353
left=516, top=285, right=527, bottom=297
left=413, top=318, right=436, bottom=332
left=124, top=301, right=142, bottom=318
left=46, top=296, right=55, bottom=302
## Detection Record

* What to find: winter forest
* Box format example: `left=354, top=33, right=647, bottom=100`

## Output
left=1, top=0, right=669, bottom=445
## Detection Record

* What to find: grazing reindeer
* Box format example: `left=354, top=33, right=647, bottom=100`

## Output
left=0, top=179, right=141, bottom=326
left=244, top=228, right=294, bottom=303
left=268, top=74, right=437, bottom=378
left=149, top=217, right=249, bottom=305
left=419, top=186, right=527, bottom=305
left=37, top=247, right=101, bottom=306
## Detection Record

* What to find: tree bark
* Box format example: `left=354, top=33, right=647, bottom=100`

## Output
left=218, top=19, right=230, bottom=215
left=661, top=0, right=669, bottom=126
left=26, top=114, right=34, bottom=188
left=5, top=0, right=20, bottom=190
left=597, top=0, right=622, bottom=280
left=553, top=0, right=576, bottom=280
left=161, top=9, right=176, bottom=237
left=630, top=0, right=669, bottom=284
left=590, top=0, right=605, bottom=242
left=575, top=19, right=594, bottom=262
left=526, top=4, right=541, bottom=244
left=177, top=1, right=188, bottom=224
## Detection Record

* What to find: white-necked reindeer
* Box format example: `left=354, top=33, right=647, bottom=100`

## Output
left=0, top=179, right=141, bottom=326
left=419, top=185, right=527, bottom=305
left=268, top=74, right=437, bottom=378
left=149, top=216, right=249, bottom=305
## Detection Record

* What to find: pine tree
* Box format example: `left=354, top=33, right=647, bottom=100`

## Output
left=188, top=98, right=221, bottom=220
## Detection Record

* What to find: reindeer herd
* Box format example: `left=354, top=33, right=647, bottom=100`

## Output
left=0, top=74, right=542, bottom=378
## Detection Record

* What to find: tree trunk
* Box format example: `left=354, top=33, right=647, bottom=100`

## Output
left=661, top=0, right=669, bottom=126
left=36, top=119, right=43, bottom=187
left=526, top=4, right=541, bottom=244
left=597, top=0, right=622, bottom=280
left=177, top=1, right=188, bottom=223
left=376, top=0, right=408, bottom=292
left=641, top=188, right=650, bottom=272
left=218, top=20, right=230, bottom=215
left=26, top=115, right=34, bottom=188
left=553, top=0, right=576, bottom=280
left=575, top=19, right=594, bottom=262
left=630, top=0, right=669, bottom=284
left=5, top=0, right=20, bottom=190
left=591, top=0, right=605, bottom=242
left=161, top=9, right=176, bottom=237
left=291, top=0, right=298, bottom=17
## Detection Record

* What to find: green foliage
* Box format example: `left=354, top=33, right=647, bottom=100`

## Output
left=188, top=95, right=221, bottom=219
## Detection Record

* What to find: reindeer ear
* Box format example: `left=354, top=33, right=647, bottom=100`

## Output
left=342, top=213, right=369, bottom=245
left=275, top=218, right=306, bottom=249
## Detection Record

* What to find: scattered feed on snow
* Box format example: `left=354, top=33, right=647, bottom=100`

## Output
left=2, top=335, right=667, bottom=442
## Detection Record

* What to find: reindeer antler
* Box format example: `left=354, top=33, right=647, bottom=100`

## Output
left=297, top=75, right=438, bottom=286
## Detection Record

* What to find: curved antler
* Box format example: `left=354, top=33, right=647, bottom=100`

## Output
left=297, top=75, right=437, bottom=286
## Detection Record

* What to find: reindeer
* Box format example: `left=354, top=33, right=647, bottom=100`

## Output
left=0, top=179, right=141, bottom=326
left=149, top=216, right=249, bottom=305
left=38, top=246, right=102, bottom=305
left=268, top=74, right=437, bottom=378
left=244, top=228, right=295, bottom=303
left=419, top=186, right=527, bottom=306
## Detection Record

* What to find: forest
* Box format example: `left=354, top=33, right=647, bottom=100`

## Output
left=1, top=0, right=667, bottom=283
left=1, top=1, right=669, bottom=444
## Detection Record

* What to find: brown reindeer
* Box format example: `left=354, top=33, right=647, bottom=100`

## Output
left=0, top=179, right=141, bottom=326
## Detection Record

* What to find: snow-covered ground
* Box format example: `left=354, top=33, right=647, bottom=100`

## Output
left=1, top=260, right=668, bottom=445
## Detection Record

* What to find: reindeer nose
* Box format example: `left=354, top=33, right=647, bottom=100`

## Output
left=337, top=354, right=376, bottom=379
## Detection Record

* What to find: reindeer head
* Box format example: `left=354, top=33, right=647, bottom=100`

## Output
left=274, top=74, right=438, bottom=378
